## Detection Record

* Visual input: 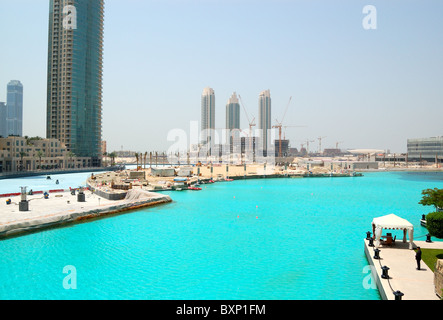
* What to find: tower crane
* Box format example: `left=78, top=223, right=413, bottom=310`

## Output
left=272, top=97, right=307, bottom=158
left=336, top=141, right=344, bottom=150
left=238, top=95, right=256, bottom=153
left=273, top=97, right=292, bottom=158
left=318, top=136, right=327, bottom=154
left=306, top=140, right=315, bottom=156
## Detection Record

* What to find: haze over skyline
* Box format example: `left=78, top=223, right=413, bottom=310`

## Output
left=0, top=0, right=442, bottom=154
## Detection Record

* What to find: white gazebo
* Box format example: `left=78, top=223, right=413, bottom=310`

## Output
left=372, top=214, right=414, bottom=249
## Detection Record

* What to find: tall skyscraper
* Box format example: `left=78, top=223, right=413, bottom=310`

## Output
left=226, top=92, right=240, bottom=130
left=47, top=0, right=104, bottom=164
left=6, top=80, right=23, bottom=137
left=258, top=89, right=271, bottom=154
left=0, top=102, right=6, bottom=138
left=201, top=87, right=215, bottom=147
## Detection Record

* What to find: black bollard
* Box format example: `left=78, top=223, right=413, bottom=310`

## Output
left=422, top=214, right=426, bottom=221
left=368, top=237, right=374, bottom=247
left=374, top=248, right=380, bottom=259
left=366, top=231, right=372, bottom=240
left=393, top=291, right=404, bottom=301
left=426, top=234, right=432, bottom=243
left=381, top=266, right=390, bottom=279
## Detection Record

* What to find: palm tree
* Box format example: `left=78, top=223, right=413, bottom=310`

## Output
left=109, top=152, right=117, bottom=166
left=144, top=152, right=147, bottom=170
left=19, top=151, right=28, bottom=171
left=135, top=152, right=139, bottom=170
left=36, top=150, right=44, bottom=170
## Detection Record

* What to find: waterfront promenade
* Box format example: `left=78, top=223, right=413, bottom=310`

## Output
left=364, top=240, right=442, bottom=300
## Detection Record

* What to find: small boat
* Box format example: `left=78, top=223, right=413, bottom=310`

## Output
left=188, top=186, right=202, bottom=191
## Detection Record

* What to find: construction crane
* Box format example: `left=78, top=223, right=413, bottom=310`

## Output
left=273, top=97, right=292, bottom=158
left=238, top=95, right=256, bottom=152
left=273, top=97, right=308, bottom=158
left=306, top=140, right=315, bottom=156
left=336, top=141, right=344, bottom=150
left=318, top=136, right=327, bottom=154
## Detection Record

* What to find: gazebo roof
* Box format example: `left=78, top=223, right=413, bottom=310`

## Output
left=372, top=214, right=414, bottom=230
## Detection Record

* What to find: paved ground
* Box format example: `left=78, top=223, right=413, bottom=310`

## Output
left=0, top=189, right=171, bottom=237
left=365, top=240, right=442, bottom=300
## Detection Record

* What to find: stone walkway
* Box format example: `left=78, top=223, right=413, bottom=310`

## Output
left=365, top=240, right=442, bottom=300
left=0, top=189, right=171, bottom=238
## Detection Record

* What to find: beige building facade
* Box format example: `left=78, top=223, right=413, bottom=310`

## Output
left=0, top=136, right=95, bottom=173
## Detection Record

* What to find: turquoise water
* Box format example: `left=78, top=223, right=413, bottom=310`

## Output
left=0, top=171, right=442, bottom=300
left=0, top=171, right=93, bottom=195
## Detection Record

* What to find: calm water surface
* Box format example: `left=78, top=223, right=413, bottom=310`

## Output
left=0, top=171, right=442, bottom=300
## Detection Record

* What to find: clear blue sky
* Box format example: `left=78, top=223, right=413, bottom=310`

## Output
left=0, top=0, right=442, bottom=153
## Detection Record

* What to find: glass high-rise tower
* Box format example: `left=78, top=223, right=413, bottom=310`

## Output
left=201, top=87, right=215, bottom=148
left=226, top=92, right=241, bottom=154
left=226, top=92, right=240, bottom=131
left=47, top=0, right=104, bottom=163
left=258, top=89, right=271, bottom=154
left=6, top=80, right=23, bottom=137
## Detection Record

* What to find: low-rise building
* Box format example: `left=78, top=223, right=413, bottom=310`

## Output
left=407, top=136, right=443, bottom=162
left=0, top=136, right=100, bottom=173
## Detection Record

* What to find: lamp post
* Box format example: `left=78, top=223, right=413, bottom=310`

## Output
left=19, top=186, right=29, bottom=212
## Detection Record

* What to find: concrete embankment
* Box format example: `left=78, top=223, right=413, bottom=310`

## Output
left=0, top=189, right=172, bottom=239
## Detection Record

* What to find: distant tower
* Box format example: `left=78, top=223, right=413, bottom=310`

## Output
left=6, top=80, right=23, bottom=137
left=226, top=92, right=240, bottom=130
left=0, top=102, right=6, bottom=137
left=201, top=87, right=215, bottom=149
left=226, top=92, right=241, bottom=153
left=258, top=90, right=271, bottom=154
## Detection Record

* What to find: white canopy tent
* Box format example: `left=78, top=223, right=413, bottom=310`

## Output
left=372, top=214, right=414, bottom=249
